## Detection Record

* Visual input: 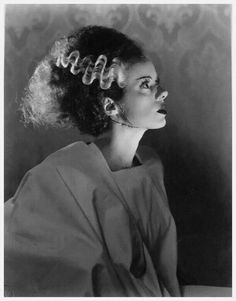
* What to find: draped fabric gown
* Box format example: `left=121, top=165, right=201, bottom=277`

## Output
left=5, top=141, right=231, bottom=297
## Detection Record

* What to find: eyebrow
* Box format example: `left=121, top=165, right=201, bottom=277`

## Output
left=136, top=75, right=160, bottom=81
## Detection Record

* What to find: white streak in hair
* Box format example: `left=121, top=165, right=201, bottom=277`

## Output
left=56, top=51, right=127, bottom=90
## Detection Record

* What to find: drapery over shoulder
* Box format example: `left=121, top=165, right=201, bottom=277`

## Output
left=5, top=141, right=177, bottom=297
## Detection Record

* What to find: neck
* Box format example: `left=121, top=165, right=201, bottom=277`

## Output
left=94, top=123, right=146, bottom=171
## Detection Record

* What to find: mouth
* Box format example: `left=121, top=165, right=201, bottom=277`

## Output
left=157, top=109, right=167, bottom=115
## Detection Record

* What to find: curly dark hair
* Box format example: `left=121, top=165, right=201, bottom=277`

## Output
left=21, top=26, right=146, bottom=136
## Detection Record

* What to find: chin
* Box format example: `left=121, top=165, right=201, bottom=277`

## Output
left=160, top=119, right=166, bottom=128
left=150, top=119, right=166, bottom=129
left=137, top=117, right=166, bottom=130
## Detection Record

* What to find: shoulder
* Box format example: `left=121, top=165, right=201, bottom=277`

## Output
left=6, top=142, right=91, bottom=222
left=9, top=141, right=89, bottom=200
left=27, top=141, right=88, bottom=175
left=42, top=140, right=88, bottom=166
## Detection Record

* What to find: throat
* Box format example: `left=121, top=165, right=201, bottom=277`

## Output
left=93, top=138, right=142, bottom=172
left=113, top=155, right=141, bottom=171
left=106, top=155, right=136, bottom=172
left=107, top=143, right=144, bottom=170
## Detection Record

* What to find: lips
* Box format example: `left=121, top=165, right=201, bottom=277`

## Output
left=157, top=109, right=167, bottom=115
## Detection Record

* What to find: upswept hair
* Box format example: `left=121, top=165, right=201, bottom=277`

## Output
left=21, top=25, right=146, bottom=136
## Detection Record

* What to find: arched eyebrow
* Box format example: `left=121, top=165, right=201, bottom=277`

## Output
left=136, top=75, right=160, bottom=82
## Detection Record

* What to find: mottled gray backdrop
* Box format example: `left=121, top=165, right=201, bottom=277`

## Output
left=4, top=4, right=231, bottom=287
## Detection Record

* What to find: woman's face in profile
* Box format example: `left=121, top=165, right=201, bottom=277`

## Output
left=121, top=60, right=168, bottom=130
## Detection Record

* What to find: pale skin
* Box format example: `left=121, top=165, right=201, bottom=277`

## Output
left=94, top=60, right=168, bottom=171
left=94, top=60, right=181, bottom=297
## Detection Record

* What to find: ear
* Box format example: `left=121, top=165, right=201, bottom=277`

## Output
left=103, top=97, right=119, bottom=117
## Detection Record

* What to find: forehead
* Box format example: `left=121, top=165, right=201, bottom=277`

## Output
left=126, top=60, right=158, bottom=82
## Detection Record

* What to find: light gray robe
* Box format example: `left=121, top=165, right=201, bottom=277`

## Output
left=4, top=141, right=177, bottom=296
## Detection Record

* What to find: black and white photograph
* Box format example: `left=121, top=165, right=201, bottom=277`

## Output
left=3, top=2, right=233, bottom=298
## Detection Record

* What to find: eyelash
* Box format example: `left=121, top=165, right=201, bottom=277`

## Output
left=140, top=79, right=160, bottom=90
left=140, top=80, right=151, bottom=89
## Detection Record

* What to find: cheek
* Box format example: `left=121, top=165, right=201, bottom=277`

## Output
left=124, top=94, right=153, bottom=118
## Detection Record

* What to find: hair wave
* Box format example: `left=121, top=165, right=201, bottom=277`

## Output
left=21, top=26, right=146, bottom=136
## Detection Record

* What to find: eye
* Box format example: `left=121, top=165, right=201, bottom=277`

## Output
left=140, top=80, right=151, bottom=89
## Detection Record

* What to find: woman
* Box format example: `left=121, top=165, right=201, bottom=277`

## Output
left=4, top=25, right=206, bottom=297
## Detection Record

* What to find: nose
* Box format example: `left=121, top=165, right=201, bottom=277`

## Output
left=158, top=90, right=168, bottom=102
left=155, top=85, right=168, bottom=102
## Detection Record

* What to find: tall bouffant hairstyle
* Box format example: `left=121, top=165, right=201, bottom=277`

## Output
left=21, top=26, right=146, bottom=136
